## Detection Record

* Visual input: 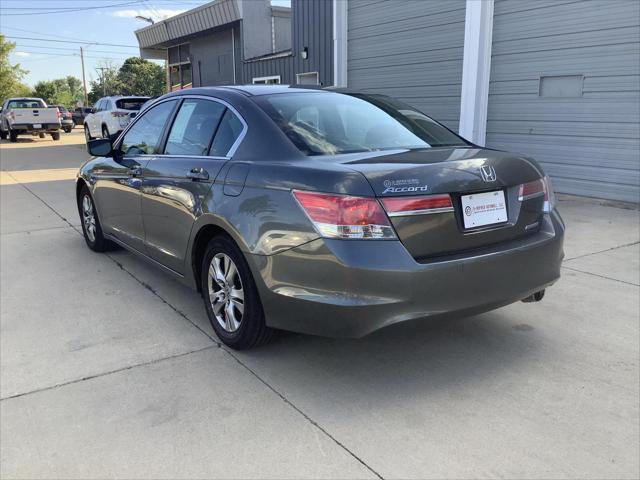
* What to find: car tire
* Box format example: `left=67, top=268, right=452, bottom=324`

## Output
left=201, top=235, right=274, bottom=350
left=9, top=130, right=17, bottom=142
left=84, top=125, right=93, bottom=143
left=64, top=127, right=72, bottom=133
left=101, top=125, right=110, bottom=140
left=51, top=132, right=61, bottom=141
left=77, top=185, right=113, bottom=252
left=0, top=129, right=7, bottom=140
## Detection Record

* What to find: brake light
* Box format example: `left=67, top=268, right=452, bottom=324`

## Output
left=381, top=194, right=453, bottom=217
left=518, top=176, right=556, bottom=212
left=111, top=111, right=128, bottom=117
left=293, top=190, right=396, bottom=239
left=518, top=178, right=545, bottom=201
left=56, top=109, right=61, bottom=119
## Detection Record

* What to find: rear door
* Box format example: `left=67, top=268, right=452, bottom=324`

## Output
left=141, top=97, right=245, bottom=273
left=88, top=99, right=103, bottom=136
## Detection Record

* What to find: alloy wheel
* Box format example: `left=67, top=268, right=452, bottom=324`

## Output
left=82, top=194, right=96, bottom=242
left=207, top=253, right=245, bottom=333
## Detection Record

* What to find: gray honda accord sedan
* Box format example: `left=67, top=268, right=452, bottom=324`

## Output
left=77, top=85, right=564, bottom=349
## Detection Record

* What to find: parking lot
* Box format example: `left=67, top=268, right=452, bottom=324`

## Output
left=0, top=130, right=638, bottom=479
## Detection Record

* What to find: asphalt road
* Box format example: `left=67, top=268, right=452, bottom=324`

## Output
left=1, top=130, right=639, bottom=479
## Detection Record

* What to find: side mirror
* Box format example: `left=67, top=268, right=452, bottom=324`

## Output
left=87, top=138, right=113, bottom=157
left=90, top=108, right=97, bottom=114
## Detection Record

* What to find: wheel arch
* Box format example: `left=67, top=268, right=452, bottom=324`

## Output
left=188, top=217, right=251, bottom=293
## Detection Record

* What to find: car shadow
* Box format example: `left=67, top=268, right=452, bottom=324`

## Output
left=105, top=243, right=541, bottom=401
left=232, top=305, right=541, bottom=403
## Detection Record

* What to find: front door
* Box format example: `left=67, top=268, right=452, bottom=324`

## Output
left=141, top=97, right=245, bottom=273
left=95, top=99, right=178, bottom=252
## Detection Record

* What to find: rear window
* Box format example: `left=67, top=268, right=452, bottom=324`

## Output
left=7, top=99, right=46, bottom=109
left=254, top=92, right=468, bottom=156
left=115, top=98, right=148, bottom=111
left=54, top=106, right=68, bottom=113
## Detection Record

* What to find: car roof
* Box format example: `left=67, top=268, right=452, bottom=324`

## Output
left=176, top=85, right=330, bottom=97
left=101, top=96, right=150, bottom=100
left=6, top=98, right=45, bottom=102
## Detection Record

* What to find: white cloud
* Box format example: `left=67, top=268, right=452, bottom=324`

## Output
left=14, top=51, right=31, bottom=57
left=113, top=9, right=186, bottom=20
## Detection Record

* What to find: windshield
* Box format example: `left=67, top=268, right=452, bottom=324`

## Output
left=7, top=99, right=46, bottom=109
left=254, top=92, right=469, bottom=156
left=116, top=98, right=148, bottom=111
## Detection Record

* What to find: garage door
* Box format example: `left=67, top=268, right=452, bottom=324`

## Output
left=487, top=0, right=640, bottom=202
left=347, top=0, right=467, bottom=130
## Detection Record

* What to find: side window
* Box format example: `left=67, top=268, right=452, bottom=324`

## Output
left=120, top=101, right=176, bottom=156
left=210, top=109, right=244, bottom=157
left=165, top=99, right=225, bottom=156
left=96, top=100, right=105, bottom=112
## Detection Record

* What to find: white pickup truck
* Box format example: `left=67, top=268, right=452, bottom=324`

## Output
left=0, top=97, right=62, bottom=142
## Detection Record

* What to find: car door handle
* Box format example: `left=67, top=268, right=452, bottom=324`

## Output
left=186, top=167, right=209, bottom=181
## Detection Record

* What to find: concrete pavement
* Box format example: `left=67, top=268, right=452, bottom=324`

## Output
left=1, top=130, right=638, bottom=479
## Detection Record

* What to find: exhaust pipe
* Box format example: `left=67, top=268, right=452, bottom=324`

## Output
left=522, top=289, right=545, bottom=303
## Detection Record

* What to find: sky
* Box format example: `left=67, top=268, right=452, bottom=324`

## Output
left=0, top=0, right=218, bottom=87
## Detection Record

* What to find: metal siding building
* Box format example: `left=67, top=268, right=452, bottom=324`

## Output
left=344, top=0, right=639, bottom=203
left=486, top=0, right=640, bottom=202
left=346, top=0, right=467, bottom=130
left=135, top=0, right=640, bottom=203
left=242, top=0, right=333, bottom=85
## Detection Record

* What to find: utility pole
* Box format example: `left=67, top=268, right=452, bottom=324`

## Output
left=80, top=47, right=88, bottom=106
left=96, top=67, right=108, bottom=96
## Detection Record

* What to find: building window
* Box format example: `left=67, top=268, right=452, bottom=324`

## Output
left=296, top=71, right=319, bottom=85
left=168, top=44, right=192, bottom=91
left=253, top=75, right=281, bottom=85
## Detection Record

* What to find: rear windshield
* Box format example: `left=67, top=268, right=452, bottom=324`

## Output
left=54, top=106, right=68, bottom=113
left=254, top=92, right=469, bottom=156
left=115, top=98, right=148, bottom=111
left=6, top=99, right=46, bottom=109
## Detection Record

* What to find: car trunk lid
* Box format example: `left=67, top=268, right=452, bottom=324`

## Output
left=335, top=147, right=546, bottom=261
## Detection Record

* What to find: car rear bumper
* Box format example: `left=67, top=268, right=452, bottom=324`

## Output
left=10, top=123, right=60, bottom=132
left=248, top=210, right=565, bottom=338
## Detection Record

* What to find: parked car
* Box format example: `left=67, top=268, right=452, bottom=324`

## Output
left=83, top=96, right=149, bottom=142
left=50, top=105, right=74, bottom=133
left=0, top=97, right=61, bottom=142
left=72, top=106, right=93, bottom=126
left=77, top=86, right=564, bottom=350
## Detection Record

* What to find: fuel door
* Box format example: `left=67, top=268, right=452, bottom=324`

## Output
left=223, top=163, right=250, bottom=197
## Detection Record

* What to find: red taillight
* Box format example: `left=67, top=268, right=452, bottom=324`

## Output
left=518, top=178, right=545, bottom=201
left=381, top=194, right=453, bottom=217
left=65, top=112, right=72, bottom=118
left=56, top=110, right=61, bottom=119
left=293, top=191, right=395, bottom=239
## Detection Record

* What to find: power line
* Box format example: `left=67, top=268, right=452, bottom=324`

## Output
left=4, top=36, right=139, bottom=49
left=14, top=44, right=135, bottom=54
left=13, top=50, right=135, bottom=60
left=1, top=26, right=90, bottom=42
left=0, top=1, right=144, bottom=16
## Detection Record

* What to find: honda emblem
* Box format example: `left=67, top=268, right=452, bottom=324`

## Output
left=480, top=165, right=497, bottom=182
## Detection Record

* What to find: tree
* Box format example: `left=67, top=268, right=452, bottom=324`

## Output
left=33, top=76, right=84, bottom=107
left=0, top=34, right=32, bottom=101
left=88, top=63, right=122, bottom=103
left=117, top=57, right=165, bottom=97
left=33, top=81, right=57, bottom=104
left=87, top=57, right=166, bottom=104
